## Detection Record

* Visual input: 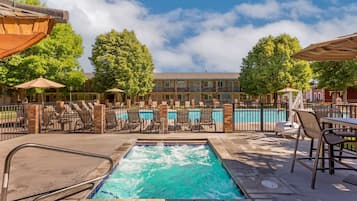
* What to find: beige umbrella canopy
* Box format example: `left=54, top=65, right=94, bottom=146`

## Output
left=14, top=76, right=65, bottom=89
left=106, top=88, right=124, bottom=102
left=0, top=0, right=68, bottom=59
left=277, top=87, right=299, bottom=93
left=106, top=88, right=124, bottom=93
left=14, top=76, right=65, bottom=103
left=292, top=33, right=357, bottom=61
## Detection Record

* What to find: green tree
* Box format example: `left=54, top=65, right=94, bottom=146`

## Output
left=0, top=0, right=86, bottom=94
left=239, top=34, right=312, bottom=101
left=90, top=29, right=154, bottom=99
left=0, top=23, right=86, bottom=90
left=312, top=61, right=357, bottom=101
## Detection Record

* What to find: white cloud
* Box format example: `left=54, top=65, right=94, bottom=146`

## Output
left=235, top=0, right=281, bottom=19
left=44, top=0, right=357, bottom=73
left=282, top=0, right=322, bottom=20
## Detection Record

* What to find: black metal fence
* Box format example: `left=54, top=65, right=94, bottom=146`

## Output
left=41, top=102, right=94, bottom=133
left=233, top=103, right=289, bottom=132
left=0, top=104, right=28, bottom=141
left=104, top=107, right=224, bottom=133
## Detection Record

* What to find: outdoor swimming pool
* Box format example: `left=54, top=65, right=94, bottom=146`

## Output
left=89, top=144, right=245, bottom=199
left=116, top=109, right=286, bottom=123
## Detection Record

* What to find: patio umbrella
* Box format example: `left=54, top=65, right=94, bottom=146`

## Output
left=106, top=88, right=124, bottom=102
left=0, top=0, right=68, bottom=59
left=292, top=32, right=357, bottom=61
left=14, top=76, right=65, bottom=103
left=106, top=88, right=124, bottom=93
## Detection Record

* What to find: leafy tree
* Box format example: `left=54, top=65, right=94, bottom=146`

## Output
left=0, top=0, right=86, bottom=97
left=239, top=34, right=312, bottom=101
left=90, top=29, right=154, bottom=99
left=312, top=61, right=357, bottom=101
left=0, top=23, right=86, bottom=90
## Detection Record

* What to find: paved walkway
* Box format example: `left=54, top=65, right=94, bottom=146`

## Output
left=0, top=133, right=356, bottom=201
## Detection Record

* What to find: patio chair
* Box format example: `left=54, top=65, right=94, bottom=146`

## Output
left=174, top=109, right=191, bottom=131
left=197, top=108, right=216, bottom=132
left=87, top=102, right=94, bottom=111
left=185, top=101, right=190, bottom=108
left=42, top=106, right=59, bottom=130
left=147, top=109, right=161, bottom=133
left=74, top=109, right=94, bottom=132
left=311, top=105, right=356, bottom=159
left=105, top=110, right=121, bottom=130
left=291, top=109, right=356, bottom=189
left=175, top=101, right=180, bottom=108
left=199, top=101, right=205, bottom=108
left=139, top=101, right=145, bottom=108
left=127, top=109, right=144, bottom=132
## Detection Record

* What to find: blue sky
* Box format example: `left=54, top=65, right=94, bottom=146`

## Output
left=45, top=0, right=357, bottom=73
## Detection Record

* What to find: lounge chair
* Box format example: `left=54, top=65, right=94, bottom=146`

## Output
left=152, top=101, right=158, bottom=108
left=105, top=110, right=121, bottom=130
left=185, top=101, right=190, bottom=108
left=42, top=106, right=59, bottom=130
left=174, top=109, right=191, bottom=131
left=74, top=109, right=94, bottom=132
left=87, top=102, right=94, bottom=111
left=291, top=109, right=356, bottom=189
left=127, top=109, right=144, bottom=132
left=175, top=101, right=180, bottom=108
left=139, top=101, right=145, bottom=108
left=197, top=108, right=216, bottom=132
left=148, top=109, right=161, bottom=133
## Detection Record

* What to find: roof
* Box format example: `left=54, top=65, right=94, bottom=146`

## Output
left=0, top=0, right=68, bottom=23
left=154, top=72, right=240, bottom=80
left=85, top=72, right=240, bottom=80
left=0, top=1, right=68, bottom=59
left=292, top=32, right=357, bottom=61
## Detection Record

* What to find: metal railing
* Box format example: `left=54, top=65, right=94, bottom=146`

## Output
left=0, top=105, right=28, bottom=141
left=104, top=107, right=224, bottom=133
left=0, top=143, right=113, bottom=201
left=233, top=102, right=289, bottom=132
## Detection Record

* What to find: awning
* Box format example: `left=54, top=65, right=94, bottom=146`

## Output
left=0, top=0, right=68, bottom=59
left=292, top=33, right=357, bottom=61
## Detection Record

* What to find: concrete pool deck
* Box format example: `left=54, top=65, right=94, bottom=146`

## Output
left=0, top=133, right=356, bottom=201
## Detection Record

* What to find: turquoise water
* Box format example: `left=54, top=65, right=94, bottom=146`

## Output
left=234, top=109, right=286, bottom=123
left=117, top=109, right=286, bottom=123
left=90, top=144, right=245, bottom=199
left=117, top=109, right=223, bottom=122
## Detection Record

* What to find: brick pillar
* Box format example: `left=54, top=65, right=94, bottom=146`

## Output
left=94, top=104, right=105, bottom=134
left=191, top=99, right=195, bottom=109
left=56, top=101, right=64, bottom=114
left=159, top=104, right=168, bottom=134
left=27, top=104, right=40, bottom=134
left=223, top=104, right=233, bottom=133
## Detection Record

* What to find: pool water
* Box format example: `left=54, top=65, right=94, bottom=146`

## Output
left=117, top=109, right=286, bottom=123
left=90, top=144, right=245, bottom=199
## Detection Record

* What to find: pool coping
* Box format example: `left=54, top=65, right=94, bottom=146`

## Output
left=76, top=137, right=252, bottom=201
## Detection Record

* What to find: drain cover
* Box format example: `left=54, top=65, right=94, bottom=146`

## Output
left=261, top=180, right=278, bottom=189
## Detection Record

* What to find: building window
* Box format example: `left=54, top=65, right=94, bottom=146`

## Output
left=202, top=81, right=213, bottom=88
left=177, top=81, right=186, bottom=88
left=164, top=81, right=173, bottom=88
left=218, top=81, right=224, bottom=87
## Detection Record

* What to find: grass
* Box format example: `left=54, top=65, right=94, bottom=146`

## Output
left=0, top=111, right=17, bottom=120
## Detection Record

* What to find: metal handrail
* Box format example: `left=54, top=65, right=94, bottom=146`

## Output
left=0, top=143, right=114, bottom=201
